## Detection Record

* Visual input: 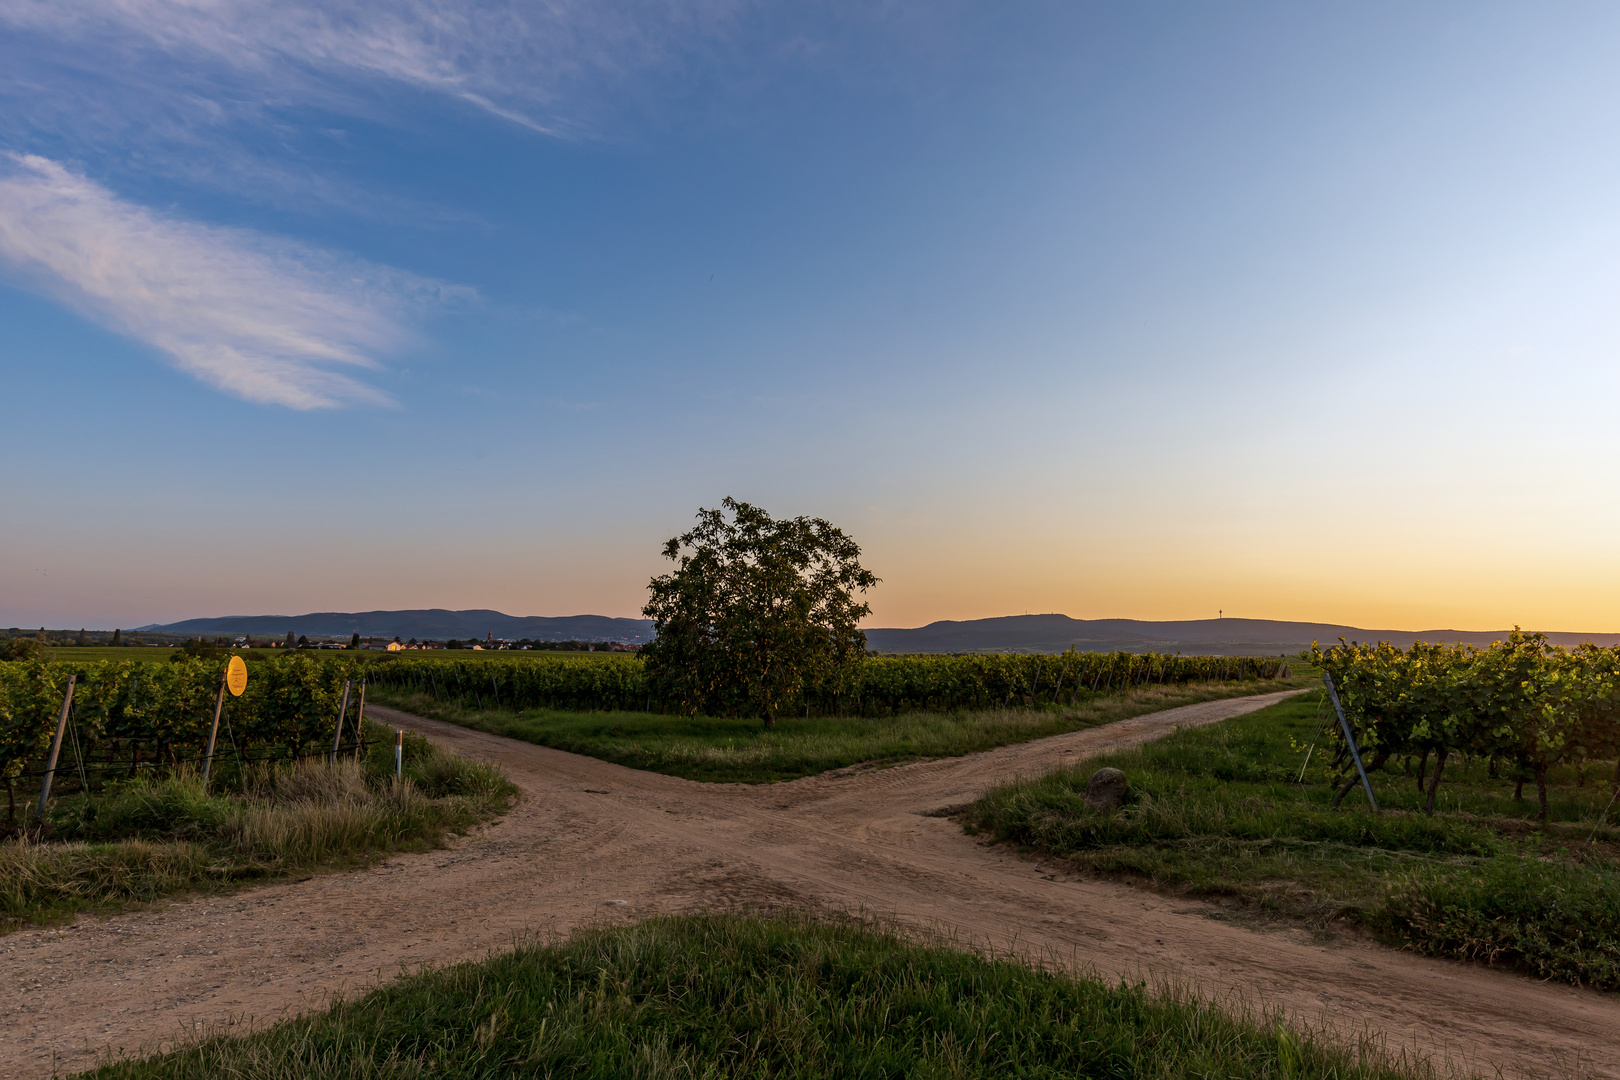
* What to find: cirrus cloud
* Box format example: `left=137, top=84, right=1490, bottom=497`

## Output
left=0, top=153, right=466, bottom=408
left=0, top=0, right=751, bottom=138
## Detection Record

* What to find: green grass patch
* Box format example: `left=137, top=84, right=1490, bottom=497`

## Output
left=79, top=912, right=1422, bottom=1080
left=2, top=723, right=515, bottom=932
left=368, top=678, right=1310, bottom=784
left=965, top=691, right=1620, bottom=989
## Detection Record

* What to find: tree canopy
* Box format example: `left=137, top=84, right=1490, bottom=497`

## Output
left=642, top=498, right=878, bottom=725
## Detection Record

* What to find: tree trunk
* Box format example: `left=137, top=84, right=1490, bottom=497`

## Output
left=1514, top=777, right=1525, bottom=801
left=6, top=777, right=14, bottom=826
left=1536, top=762, right=1550, bottom=822
left=1424, top=746, right=1450, bottom=814
left=1415, top=748, right=1429, bottom=792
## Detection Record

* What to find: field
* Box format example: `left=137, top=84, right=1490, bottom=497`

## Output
left=13, top=645, right=226, bottom=664
left=10, top=640, right=1620, bottom=1078
left=13, top=645, right=586, bottom=664
left=80, top=913, right=1416, bottom=1080
left=11, top=690, right=1613, bottom=1078
left=965, top=689, right=1620, bottom=989
left=367, top=676, right=1311, bottom=783
left=3, top=721, right=513, bottom=931
left=369, top=649, right=1296, bottom=717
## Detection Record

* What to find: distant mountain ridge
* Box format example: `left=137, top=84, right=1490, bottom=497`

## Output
left=137, top=609, right=656, bottom=643
left=861, top=614, right=1620, bottom=655
left=135, top=610, right=1620, bottom=655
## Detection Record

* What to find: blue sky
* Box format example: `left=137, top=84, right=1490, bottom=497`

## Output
left=4, top=2, right=1620, bottom=632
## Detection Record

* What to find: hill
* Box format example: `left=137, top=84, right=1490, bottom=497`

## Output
left=137, top=609, right=656, bottom=643
left=131, top=609, right=1620, bottom=655
left=861, top=614, right=1620, bottom=655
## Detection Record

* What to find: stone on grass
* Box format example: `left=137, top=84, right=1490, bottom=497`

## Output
left=1084, top=767, right=1129, bottom=811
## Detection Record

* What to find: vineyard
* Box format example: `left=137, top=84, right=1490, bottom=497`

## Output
left=0, top=654, right=371, bottom=824
left=1, top=649, right=1293, bottom=820
left=370, top=649, right=1293, bottom=716
left=1313, top=631, right=1620, bottom=818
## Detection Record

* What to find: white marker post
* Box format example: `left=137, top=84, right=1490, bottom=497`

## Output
left=395, top=729, right=404, bottom=779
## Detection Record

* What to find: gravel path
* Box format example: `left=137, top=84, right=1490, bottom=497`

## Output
left=6, top=690, right=1617, bottom=1078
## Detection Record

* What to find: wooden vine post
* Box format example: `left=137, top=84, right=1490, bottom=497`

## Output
left=330, top=679, right=353, bottom=758
left=34, top=675, right=77, bottom=823
left=353, top=678, right=368, bottom=761
left=203, top=656, right=249, bottom=784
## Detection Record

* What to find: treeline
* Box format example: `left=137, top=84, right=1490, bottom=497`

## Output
left=0, top=655, right=366, bottom=823
left=1314, top=631, right=1620, bottom=818
left=373, top=649, right=1293, bottom=717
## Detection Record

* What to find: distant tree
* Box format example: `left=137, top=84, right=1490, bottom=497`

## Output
left=174, top=638, right=222, bottom=662
left=0, top=637, right=47, bottom=661
left=350, top=631, right=361, bottom=650
left=76, top=628, right=86, bottom=646
left=447, top=639, right=464, bottom=650
left=641, top=497, right=878, bottom=727
left=297, top=634, right=309, bottom=649
left=111, top=629, right=122, bottom=647
left=285, top=631, right=297, bottom=649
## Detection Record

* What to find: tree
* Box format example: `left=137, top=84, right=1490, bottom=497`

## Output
left=285, top=631, right=297, bottom=649
left=111, top=628, right=122, bottom=647
left=0, top=637, right=46, bottom=661
left=349, top=631, right=361, bottom=650
left=297, top=634, right=309, bottom=649
left=641, top=497, right=878, bottom=726
left=174, top=638, right=222, bottom=661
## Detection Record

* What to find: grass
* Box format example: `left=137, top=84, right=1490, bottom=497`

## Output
left=964, top=690, right=1620, bottom=989
left=1, top=723, right=515, bottom=932
left=367, top=677, right=1310, bottom=784
left=79, top=912, right=1424, bottom=1080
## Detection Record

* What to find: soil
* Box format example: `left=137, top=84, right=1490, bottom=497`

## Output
left=6, top=690, right=1619, bottom=1079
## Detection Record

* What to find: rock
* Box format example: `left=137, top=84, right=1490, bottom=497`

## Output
left=1083, top=767, right=1129, bottom=811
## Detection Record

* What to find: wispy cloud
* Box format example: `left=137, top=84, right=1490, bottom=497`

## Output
left=0, top=0, right=749, bottom=137
left=0, top=154, right=464, bottom=408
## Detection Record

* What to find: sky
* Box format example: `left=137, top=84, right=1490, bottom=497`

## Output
left=4, top=1, right=1620, bottom=633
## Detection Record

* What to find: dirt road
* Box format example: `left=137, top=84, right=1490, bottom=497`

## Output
left=7, top=691, right=1618, bottom=1078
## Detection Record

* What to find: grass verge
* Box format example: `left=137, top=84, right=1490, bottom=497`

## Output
left=368, top=678, right=1309, bottom=783
left=2, top=723, right=515, bottom=932
left=964, top=691, right=1620, bottom=989
left=79, top=912, right=1424, bottom=1080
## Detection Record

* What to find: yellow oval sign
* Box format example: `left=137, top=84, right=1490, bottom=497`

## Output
left=226, top=655, right=248, bottom=697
